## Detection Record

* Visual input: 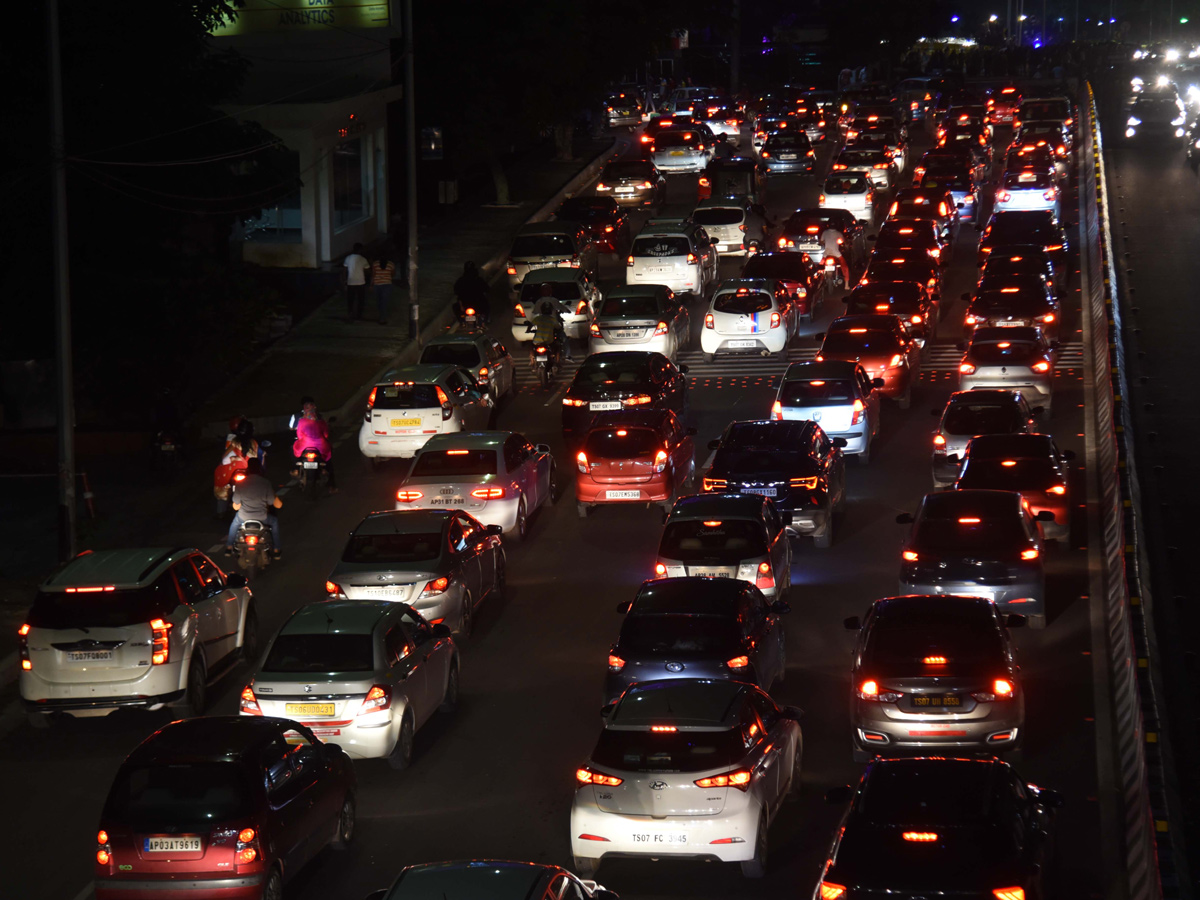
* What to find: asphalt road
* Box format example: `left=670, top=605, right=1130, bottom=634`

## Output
left=2, top=119, right=1108, bottom=900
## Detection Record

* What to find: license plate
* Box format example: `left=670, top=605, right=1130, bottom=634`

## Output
left=692, top=569, right=731, bottom=578
left=647, top=266, right=670, bottom=274
left=728, top=339, right=758, bottom=348
left=144, top=837, right=201, bottom=853
left=302, top=461, right=318, bottom=469
left=913, top=694, right=962, bottom=707
left=632, top=832, right=688, bottom=844
left=463, top=315, right=477, bottom=323
left=606, top=490, right=641, bottom=499
left=285, top=703, right=336, bottom=716
left=995, top=320, right=1027, bottom=327
left=364, top=586, right=406, bottom=597
left=431, top=497, right=465, bottom=505
left=779, top=153, right=798, bottom=160
left=742, top=487, right=777, bottom=497
left=307, top=728, right=341, bottom=738
left=161, top=444, right=175, bottom=451
left=670, top=150, right=685, bottom=156
left=391, top=418, right=421, bottom=426
left=615, top=186, right=634, bottom=193
left=590, top=401, right=622, bottom=411
left=613, top=331, right=640, bottom=339
left=67, top=650, right=112, bottom=662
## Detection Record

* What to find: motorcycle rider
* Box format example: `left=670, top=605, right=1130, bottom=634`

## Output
left=453, top=260, right=491, bottom=324
left=225, top=458, right=283, bottom=559
left=526, top=284, right=572, bottom=360
left=291, top=400, right=337, bottom=492
left=819, top=224, right=852, bottom=285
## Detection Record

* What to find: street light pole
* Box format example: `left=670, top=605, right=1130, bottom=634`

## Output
left=402, top=0, right=420, bottom=345
left=47, top=0, right=76, bottom=562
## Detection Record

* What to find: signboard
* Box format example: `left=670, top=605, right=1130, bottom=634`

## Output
left=211, top=0, right=390, bottom=36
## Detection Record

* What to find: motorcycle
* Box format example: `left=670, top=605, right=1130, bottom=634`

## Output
left=530, top=338, right=562, bottom=388
left=153, top=430, right=184, bottom=469
left=823, top=256, right=846, bottom=291
left=457, top=305, right=487, bottom=332
left=296, top=447, right=328, bottom=498
left=235, top=519, right=273, bottom=579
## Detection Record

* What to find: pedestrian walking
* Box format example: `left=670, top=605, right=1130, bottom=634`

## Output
left=343, top=242, right=369, bottom=321
left=371, top=255, right=396, bottom=324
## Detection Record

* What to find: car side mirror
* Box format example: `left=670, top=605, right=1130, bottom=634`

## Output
left=1061, top=449, right=1076, bottom=461
left=536, top=443, right=552, bottom=455
left=825, top=784, right=853, bottom=804
left=600, top=702, right=616, bottom=718
left=616, top=600, right=633, bottom=614
left=783, top=705, right=804, bottom=721
left=708, top=439, right=721, bottom=450
left=1036, top=510, right=1056, bottom=522
left=872, top=377, right=885, bottom=388
left=432, top=623, right=453, bottom=639
left=1036, top=787, right=1066, bottom=809
left=686, top=426, right=698, bottom=436
left=679, top=364, right=690, bottom=375
left=770, top=599, right=792, bottom=614
left=896, top=512, right=915, bottom=524
left=832, top=437, right=848, bottom=448
left=1005, top=614, right=1028, bottom=628
left=486, top=524, right=504, bottom=535
left=843, top=615, right=861, bottom=631
left=225, top=573, right=248, bottom=588
left=960, top=292, right=970, bottom=303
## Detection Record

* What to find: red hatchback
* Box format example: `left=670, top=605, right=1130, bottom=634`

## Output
left=95, top=717, right=356, bottom=900
left=575, top=409, right=696, bottom=518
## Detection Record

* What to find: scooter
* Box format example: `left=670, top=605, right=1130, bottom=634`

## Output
left=235, top=519, right=273, bottom=579
left=296, top=448, right=328, bottom=498
left=530, top=338, right=562, bottom=388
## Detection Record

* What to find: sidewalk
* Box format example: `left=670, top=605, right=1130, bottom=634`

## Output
left=193, top=136, right=622, bottom=438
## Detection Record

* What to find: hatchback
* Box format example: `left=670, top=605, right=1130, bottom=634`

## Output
left=981, top=244, right=1059, bottom=298
left=512, top=267, right=602, bottom=345
left=589, top=285, right=689, bottom=360
left=570, top=679, right=803, bottom=878
left=855, top=129, right=909, bottom=172
left=772, top=361, right=882, bottom=461
left=575, top=409, right=695, bottom=517
left=915, top=167, right=980, bottom=221
left=595, top=159, right=665, bottom=208
left=364, top=860, right=617, bottom=900
left=651, top=128, right=712, bottom=174
left=897, top=489, right=1053, bottom=626
left=887, top=188, right=958, bottom=242
left=95, top=717, right=356, bottom=900
left=977, top=210, right=1067, bottom=268
left=605, top=577, right=790, bottom=703
left=844, top=594, right=1026, bottom=759
left=962, top=273, right=1060, bottom=341
left=860, top=252, right=942, bottom=303
left=871, top=217, right=947, bottom=268
left=816, top=315, right=921, bottom=408
left=930, top=390, right=1040, bottom=488
left=987, top=84, right=1022, bottom=122
left=325, top=509, right=505, bottom=635
left=418, top=333, right=515, bottom=401
left=760, top=131, right=815, bottom=175
left=561, top=351, right=689, bottom=445
left=627, top=220, right=719, bottom=297
left=832, top=147, right=893, bottom=188
left=995, top=169, right=1061, bottom=218
left=843, top=281, right=935, bottom=346
left=820, top=171, right=876, bottom=224
left=555, top=196, right=631, bottom=255
left=702, top=279, right=800, bottom=361
left=692, top=199, right=763, bottom=256
left=505, top=221, right=598, bottom=292
left=604, top=92, right=643, bottom=128
left=655, top=493, right=790, bottom=599
left=957, top=326, right=1057, bottom=415
left=955, top=433, right=1074, bottom=540
left=358, top=366, right=493, bottom=462
left=741, top=252, right=824, bottom=321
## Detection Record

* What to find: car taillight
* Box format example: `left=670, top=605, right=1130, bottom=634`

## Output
left=626, top=255, right=634, bottom=267
left=818, top=193, right=826, bottom=203
left=754, top=560, right=774, bottom=591
left=1041, top=312, right=1056, bottom=323
left=471, top=486, right=505, bottom=499
left=589, top=321, right=601, bottom=336
left=1047, top=484, right=1067, bottom=495
left=928, top=248, right=939, bottom=259
left=19, top=622, right=31, bottom=671
left=993, top=888, right=1025, bottom=900
left=858, top=679, right=902, bottom=702
left=235, top=827, right=259, bottom=864
left=623, top=394, right=653, bottom=406
left=769, top=312, right=781, bottom=329
left=820, top=883, right=848, bottom=900
left=1044, top=244, right=1063, bottom=252
left=576, top=300, right=588, bottom=315
left=654, top=562, right=667, bottom=577
left=771, top=400, right=782, bottom=420
left=965, top=314, right=978, bottom=325
left=653, top=320, right=669, bottom=336
left=150, top=618, right=172, bottom=665
left=687, top=253, right=698, bottom=264
left=933, top=433, right=946, bottom=448
left=761, top=150, right=771, bottom=158
left=704, top=313, right=714, bottom=329
left=790, top=476, right=818, bottom=489
left=240, top=685, right=262, bottom=716
left=418, top=576, right=450, bottom=599
left=640, top=181, right=653, bottom=189
left=367, top=386, right=377, bottom=409
left=1021, top=548, right=1039, bottom=560
left=514, top=303, right=526, bottom=317
left=902, top=550, right=919, bottom=561
left=562, top=397, right=586, bottom=407
left=778, top=236, right=789, bottom=248
left=653, top=449, right=669, bottom=473
left=506, top=261, right=516, bottom=275
left=577, top=767, right=623, bottom=786
left=396, top=490, right=424, bottom=502
left=702, top=477, right=727, bottom=491
left=959, top=361, right=976, bottom=374
left=694, top=768, right=753, bottom=790
left=358, top=685, right=392, bottom=715
left=96, top=829, right=112, bottom=866
left=888, top=353, right=903, bottom=368
left=576, top=451, right=590, bottom=473
left=851, top=398, right=865, bottom=425
left=607, top=654, right=625, bottom=671
left=1032, top=360, right=1051, bottom=372
left=903, top=831, right=938, bottom=841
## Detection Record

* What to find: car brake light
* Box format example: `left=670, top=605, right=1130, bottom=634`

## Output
left=359, top=685, right=392, bottom=714
left=820, top=883, right=847, bottom=900
left=755, top=560, right=773, bottom=590
left=623, top=394, right=652, bottom=406
left=396, top=490, right=424, bottom=502
left=819, top=193, right=826, bottom=203
left=471, top=487, right=505, bottom=499
left=771, top=400, right=782, bottom=420
left=1041, top=312, right=1056, bottom=323
left=769, top=312, right=781, bottom=329
left=1044, top=244, right=1063, bottom=251
left=652, top=449, right=669, bottom=473
left=654, top=562, right=668, bottom=577
left=851, top=398, right=865, bottom=425
left=996, top=190, right=1011, bottom=202
left=790, top=476, right=818, bottom=489
left=608, top=654, right=625, bottom=670
left=965, top=314, right=978, bottom=325
left=933, top=433, right=946, bottom=447
left=1021, top=548, right=1039, bottom=560
left=924, top=656, right=947, bottom=665
left=1031, top=360, right=1051, bottom=373
left=778, top=237, right=789, bottom=247
left=993, top=889, right=1025, bottom=900
left=240, top=685, right=262, bottom=715
left=1047, top=484, right=1066, bottom=495
left=577, top=767, right=623, bottom=786
left=576, top=450, right=591, bottom=473
left=150, top=618, right=172, bottom=665
left=417, top=577, right=450, bottom=600
left=888, top=353, right=903, bottom=368
left=324, top=580, right=345, bottom=597
left=959, top=361, right=976, bottom=374
left=506, top=262, right=516, bottom=275
left=96, top=849, right=110, bottom=865
left=367, top=386, right=377, bottom=409
left=902, top=550, right=919, bottom=561
left=903, top=831, right=938, bottom=842
left=727, top=655, right=750, bottom=669
left=653, top=321, right=669, bottom=336
left=694, top=769, right=752, bottom=790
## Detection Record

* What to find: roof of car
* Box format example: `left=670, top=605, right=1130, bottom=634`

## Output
left=670, top=492, right=771, bottom=520
left=782, top=360, right=863, bottom=381
left=579, top=350, right=657, bottom=368
left=965, top=433, right=1055, bottom=458
left=515, top=221, right=579, bottom=236
left=392, top=861, right=555, bottom=899
left=609, top=678, right=747, bottom=730
left=848, top=281, right=926, bottom=301
left=377, top=364, right=460, bottom=385
left=829, top=314, right=902, bottom=331
left=43, top=548, right=191, bottom=590
left=946, top=389, right=1024, bottom=406
left=587, top=408, right=675, bottom=431
left=636, top=222, right=693, bottom=237
left=872, top=593, right=994, bottom=618
left=126, top=716, right=292, bottom=765
left=970, top=325, right=1042, bottom=343
left=520, top=267, right=587, bottom=285
left=632, top=576, right=748, bottom=616
left=601, top=284, right=672, bottom=299
left=281, top=599, right=394, bottom=636
left=919, top=489, right=1023, bottom=518
left=714, top=278, right=776, bottom=294
left=420, top=431, right=510, bottom=452
left=423, top=333, right=490, bottom=348
left=695, top=198, right=747, bottom=211
left=352, top=509, right=455, bottom=536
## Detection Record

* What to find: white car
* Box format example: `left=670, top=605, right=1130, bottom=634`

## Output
left=240, top=599, right=458, bottom=769
left=701, top=278, right=799, bottom=361
left=691, top=199, right=764, bottom=256
left=994, top=169, right=1061, bottom=219
left=589, top=284, right=689, bottom=360
left=396, top=431, right=556, bottom=542
left=359, top=365, right=494, bottom=462
left=772, top=360, right=881, bottom=461
left=512, top=268, right=602, bottom=344
left=570, top=679, right=803, bottom=878
left=651, top=129, right=713, bottom=174
left=627, top=220, right=718, bottom=297
left=20, top=548, right=255, bottom=726
left=820, top=170, right=876, bottom=224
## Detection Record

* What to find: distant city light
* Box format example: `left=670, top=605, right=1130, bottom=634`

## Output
left=989, top=14, right=999, bottom=22
left=1018, top=14, right=1027, bottom=21
left=951, top=15, right=960, bottom=23
left=1033, top=40, right=1043, bottom=48
left=1183, top=17, right=1191, bottom=24
left=1058, top=17, right=1064, bottom=22
left=1166, top=48, right=1182, bottom=61
left=1110, top=17, right=1117, bottom=23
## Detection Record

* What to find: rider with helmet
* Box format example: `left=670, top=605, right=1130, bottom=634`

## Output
left=527, top=284, right=572, bottom=359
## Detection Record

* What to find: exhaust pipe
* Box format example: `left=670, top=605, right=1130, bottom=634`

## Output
left=760, top=349, right=771, bottom=357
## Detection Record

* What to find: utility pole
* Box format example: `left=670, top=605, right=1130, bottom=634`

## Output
left=403, top=0, right=420, bottom=344
left=730, top=0, right=741, bottom=95
left=47, top=0, right=76, bottom=561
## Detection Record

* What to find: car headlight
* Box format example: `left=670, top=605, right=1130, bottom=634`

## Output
left=1174, top=116, right=1187, bottom=126
left=1127, top=116, right=1142, bottom=126
left=1126, top=127, right=1138, bottom=138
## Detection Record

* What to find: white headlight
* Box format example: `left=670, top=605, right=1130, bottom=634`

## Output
left=1132, top=76, right=1144, bottom=86
left=1178, top=128, right=1187, bottom=137
left=1157, top=75, right=1171, bottom=87
left=1167, top=49, right=1181, bottom=62
left=1126, top=127, right=1137, bottom=138
left=1127, top=116, right=1142, bottom=126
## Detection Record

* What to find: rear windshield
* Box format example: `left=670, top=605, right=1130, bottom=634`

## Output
left=821, top=332, right=902, bottom=355
left=784, top=211, right=842, bottom=232
left=419, top=344, right=481, bottom=368
left=605, top=162, right=655, bottom=180
left=574, top=357, right=651, bottom=386
left=693, top=208, right=744, bottom=226
left=780, top=379, right=855, bottom=405
left=373, top=383, right=439, bottom=410
left=914, top=515, right=1025, bottom=553
left=105, top=763, right=254, bottom=831
left=411, top=449, right=498, bottom=477
left=510, top=234, right=574, bottom=258
left=970, top=340, right=1040, bottom=362
left=600, top=295, right=660, bottom=317
left=519, top=281, right=582, bottom=303
left=591, top=728, right=744, bottom=773
left=943, top=403, right=1024, bottom=435
left=656, top=131, right=700, bottom=149
left=342, top=532, right=442, bottom=564
left=846, top=291, right=921, bottom=315
left=839, top=151, right=882, bottom=166
left=619, top=615, right=739, bottom=656
left=28, top=582, right=180, bottom=630
left=742, top=256, right=806, bottom=279
left=1021, top=101, right=1069, bottom=119
left=714, top=291, right=772, bottom=314
left=824, top=176, right=868, bottom=193
left=958, top=458, right=1059, bottom=491
left=585, top=428, right=660, bottom=458
left=765, top=133, right=810, bottom=149
left=859, top=764, right=992, bottom=824
left=921, top=174, right=970, bottom=191
left=865, top=608, right=1004, bottom=676
left=263, top=633, right=375, bottom=673
left=660, top=519, right=767, bottom=561
left=1004, top=171, right=1053, bottom=189
left=633, top=237, right=691, bottom=258
left=558, top=199, right=615, bottom=221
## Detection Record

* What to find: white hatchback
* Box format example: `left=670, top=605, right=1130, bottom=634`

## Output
left=820, top=170, right=876, bottom=224
left=701, top=279, right=799, bottom=360
left=994, top=169, right=1061, bottom=219
left=627, top=221, right=718, bottom=297
left=358, top=365, right=493, bottom=462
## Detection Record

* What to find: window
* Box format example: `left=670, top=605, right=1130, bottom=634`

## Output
left=448, top=518, right=469, bottom=553
left=384, top=626, right=409, bottom=667
left=750, top=691, right=781, bottom=731
left=332, top=137, right=366, bottom=231
left=193, top=556, right=225, bottom=599
left=172, top=561, right=204, bottom=605
left=262, top=739, right=293, bottom=799
left=503, top=436, right=524, bottom=473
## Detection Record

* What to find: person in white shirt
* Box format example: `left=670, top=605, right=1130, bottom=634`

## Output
left=343, top=243, right=369, bottom=320
left=819, top=226, right=851, bottom=285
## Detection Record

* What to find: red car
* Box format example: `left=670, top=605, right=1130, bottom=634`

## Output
left=988, top=85, right=1022, bottom=124
left=95, top=717, right=356, bottom=900
left=575, top=409, right=695, bottom=518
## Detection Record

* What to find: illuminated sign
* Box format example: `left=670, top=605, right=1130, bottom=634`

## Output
left=211, top=0, right=390, bottom=36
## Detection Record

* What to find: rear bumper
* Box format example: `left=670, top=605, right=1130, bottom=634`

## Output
left=628, top=271, right=700, bottom=294
left=96, top=874, right=265, bottom=899
left=899, top=578, right=1044, bottom=616
left=958, top=377, right=1053, bottom=408
left=24, top=689, right=184, bottom=716
left=701, top=330, right=788, bottom=355
left=359, top=428, right=444, bottom=459
left=577, top=478, right=673, bottom=505
left=570, top=794, right=760, bottom=863
left=589, top=335, right=673, bottom=357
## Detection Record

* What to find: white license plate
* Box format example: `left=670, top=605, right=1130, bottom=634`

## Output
left=779, top=153, right=798, bottom=160
left=161, top=444, right=175, bottom=451
left=67, top=650, right=113, bottom=662
left=144, top=837, right=201, bottom=853
left=430, top=497, right=465, bottom=505
left=995, top=320, right=1027, bottom=327
left=727, top=339, right=758, bottom=348
left=742, top=487, right=777, bottom=497
left=692, top=569, right=731, bottom=578
left=365, top=586, right=407, bottom=596
left=302, top=461, right=318, bottom=469
left=590, top=401, right=622, bottom=411
left=632, top=832, right=688, bottom=844
left=646, top=266, right=670, bottom=274
left=613, top=331, right=641, bottom=339
left=606, top=490, right=641, bottom=499
left=615, top=186, right=634, bottom=193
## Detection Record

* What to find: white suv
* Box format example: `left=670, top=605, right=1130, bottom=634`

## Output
left=19, top=548, right=256, bottom=727
left=627, top=219, right=718, bottom=298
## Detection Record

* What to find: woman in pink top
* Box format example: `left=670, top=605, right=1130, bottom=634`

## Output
left=292, top=402, right=337, bottom=491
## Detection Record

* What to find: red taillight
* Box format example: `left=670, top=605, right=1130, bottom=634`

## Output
left=933, top=433, right=946, bottom=447
left=993, top=889, right=1025, bottom=900
left=96, top=850, right=110, bottom=865
left=653, top=321, right=669, bottom=336
left=694, top=769, right=752, bottom=791
left=150, top=618, right=172, bottom=665
left=419, top=576, right=450, bottom=597
left=506, top=263, right=517, bottom=275
left=396, top=490, right=424, bottom=502
left=238, top=848, right=257, bottom=864
left=359, top=685, right=392, bottom=715
left=965, top=315, right=978, bottom=325
left=820, top=883, right=847, bottom=900
left=859, top=679, right=878, bottom=697
left=769, top=311, right=781, bottom=329
left=367, top=386, right=377, bottom=409
left=243, top=533, right=257, bottom=545
left=240, top=685, right=262, bottom=716
left=626, top=255, right=634, bottom=267
left=1047, top=484, right=1067, bottom=495
left=576, top=450, right=589, bottom=473
left=993, top=678, right=1015, bottom=697
left=304, top=450, right=318, bottom=461
left=654, top=562, right=667, bottom=577
left=851, top=398, right=865, bottom=425
left=514, top=303, right=525, bottom=316
left=858, top=679, right=902, bottom=702
left=704, top=313, right=714, bottom=329
left=727, top=655, right=750, bottom=669
left=1032, top=360, right=1051, bottom=373
left=1042, top=312, right=1056, bottom=323
left=653, top=449, right=669, bottom=473
left=623, top=394, right=653, bottom=406
left=1043, top=189, right=1056, bottom=201
left=576, top=300, right=589, bottom=315
left=577, top=767, right=623, bottom=787
left=902, top=550, right=919, bottom=561
left=755, top=560, right=774, bottom=590
left=97, top=830, right=109, bottom=845
left=959, top=361, right=976, bottom=374
left=535, top=346, right=548, bottom=355
left=590, top=321, right=600, bottom=336
left=237, top=828, right=256, bottom=845
left=471, top=486, right=505, bottom=499
left=771, top=400, right=782, bottom=420
left=608, top=654, right=625, bottom=670
left=1021, top=548, right=1039, bottom=560
left=687, top=253, right=698, bottom=264
left=903, top=831, right=938, bottom=842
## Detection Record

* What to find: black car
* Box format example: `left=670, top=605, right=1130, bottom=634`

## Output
left=981, top=244, right=1059, bottom=297
left=961, top=273, right=1060, bottom=342
left=871, top=217, right=946, bottom=266
left=843, top=281, right=935, bottom=345
left=703, top=419, right=846, bottom=547
left=777, top=208, right=866, bottom=267
left=561, top=351, right=688, bottom=445
left=977, top=211, right=1067, bottom=268
left=555, top=197, right=631, bottom=254
left=365, top=860, right=617, bottom=900
left=741, top=252, right=825, bottom=321
left=605, top=577, right=790, bottom=703
left=596, top=159, right=665, bottom=208
left=915, top=167, right=981, bottom=222
left=698, top=156, right=765, bottom=205
left=818, top=756, right=1062, bottom=900
left=914, top=146, right=985, bottom=185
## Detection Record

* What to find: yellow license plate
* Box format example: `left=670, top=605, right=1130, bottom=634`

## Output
left=390, top=418, right=421, bottom=427
left=285, top=703, right=335, bottom=716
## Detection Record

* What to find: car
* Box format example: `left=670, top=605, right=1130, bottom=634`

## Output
left=845, top=114, right=904, bottom=144
left=504, top=221, right=598, bottom=293
left=955, top=433, right=1074, bottom=540
left=772, top=360, right=882, bottom=461
left=94, top=716, right=356, bottom=900
left=702, top=418, right=846, bottom=546
left=870, top=217, right=947, bottom=268
left=854, top=129, right=909, bottom=173
left=751, top=112, right=799, bottom=154
left=627, top=219, right=719, bottom=297
left=886, top=188, right=958, bottom=242
left=701, top=278, right=801, bottom=361
left=664, top=85, right=716, bottom=115
left=604, top=91, right=644, bottom=128
left=937, top=122, right=992, bottom=168
left=692, top=198, right=767, bottom=256
left=639, top=113, right=696, bottom=147
left=418, top=332, right=515, bottom=401
left=741, top=252, right=825, bottom=321
left=816, top=757, right=1062, bottom=900
left=693, top=101, right=742, bottom=145
left=897, top=489, right=1051, bottom=625
left=913, top=146, right=986, bottom=185
left=359, top=366, right=493, bottom=462
left=832, top=146, right=894, bottom=188
left=395, top=431, right=555, bottom=541
left=241, top=599, right=458, bottom=766
left=981, top=243, right=1060, bottom=297
left=816, top=314, right=921, bottom=407
left=651, top=128, right=713, bottom=174
left=1004, top=142, right=1065, bottom=187
left=363, top=860, right=618, bottom=900
left=820, top=170, right=877, bottom=224
left=860, top=252, right=941, bottom=304
left=788, top=105, right=829, bottom=142
left=555, top=196, right=631, bottom=255
left=988, top=84, right=1022, bottom=122
left=655, top=493, right=790, bottom=597
left=961, top=274, right=1060, bottom=342
left=913, top=167, right=980, bottom=222
left=843, top=594, right=1026, bottom=760
left=325, top=509, right=505, bottom=634
left=977, top=210, right=1067, bottom=268
left=595, top=159, right=665, bottom=207
left=931, top=389, right=1040, bottom=488
left=957, top=326, right=1057, bottom=415
left=697, top=156, right=765, bottom=205
left=1013, top=121, right=1071, bottom=173
left=893, top=76, right=933, bottom=121
left=776, top=208, right=867, bottom=267
left=1016, top=95, right=1075, bottom=134
left=512, top=267, right=602, bottom=345
left=843, top=281, right=936, bottom=346
left=562, top=351, right=689, bottom=445
left=575, top=409, right=696, bottom=517
left=589, top=284, right=689, bottom=360
left=570, top=678, right=803, bottom=878
left=20, top=548, right=255, bottom=726
left=605, top=577, right=789, bottom=703
left=760, top=130, right=815, bottom=175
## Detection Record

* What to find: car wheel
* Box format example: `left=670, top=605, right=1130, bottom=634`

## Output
left=387, top=713, right=414, bottom=771
left=26, top=712, right=50, bottom=730
left=703, top=352, right=714, bottom=363
left=577, top=502, right=589, bottom=519
left=458, top=592, right=473, bottom=638
left=261, top=867, right=283, bottom=900
left=572, top=856, right=599, bottom=878
left=545, top=465, right=557, bottom=506
left=1027, top=613, right=1047, bottom=630
left=814, top=503, right=834, bottom=549
left=492, top=552, right=507, bottom=600
left=787, top=743, right=804, bottom=799
left=509, top=497, right=528, bottom=542
left=740, top=811, right=769, bottom=878
left=240, top=605, right=259, bottom=662
left=440, top=661, right=460, bottom=715
left=179, top=655, right=207, bottom=717
left=329, top=793, right=356, bottom=849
